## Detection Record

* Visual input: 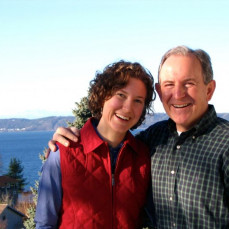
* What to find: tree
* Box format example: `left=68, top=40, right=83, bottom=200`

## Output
left=68, top=96, right=92, bottom=128
left=23, top=180, right=38, bottom=229
left=6, top=157, right=27, bottom=192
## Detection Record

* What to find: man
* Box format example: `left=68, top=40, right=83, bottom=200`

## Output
left=49, top=46, right=229, bottom=228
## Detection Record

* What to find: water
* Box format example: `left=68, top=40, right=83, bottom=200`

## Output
left=0, top=131, right=54, bottom=191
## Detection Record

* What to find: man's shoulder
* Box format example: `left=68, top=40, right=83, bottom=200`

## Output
left=217, top=116, right=229, bottom=125
left=136, top=120, right=169, bottom=146
left=145, top=120, right=169, bottom=132
left=216, top=117, right=229, bottom=133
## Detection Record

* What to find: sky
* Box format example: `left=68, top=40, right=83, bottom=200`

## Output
left=1, top=0, right=229, bottom=119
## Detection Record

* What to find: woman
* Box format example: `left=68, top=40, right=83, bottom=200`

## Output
left=35, top=60, right=155, bottom=228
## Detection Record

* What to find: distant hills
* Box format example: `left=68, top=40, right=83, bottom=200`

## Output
left=0, top=113, right=229, bottom=132
left=0, top=116, right=75, bottom=132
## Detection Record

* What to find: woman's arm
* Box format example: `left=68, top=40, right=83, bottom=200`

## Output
left=35, top=150, right=62, bottom=228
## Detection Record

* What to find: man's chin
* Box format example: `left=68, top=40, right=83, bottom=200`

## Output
left=172, top=117, right=191, bottom=132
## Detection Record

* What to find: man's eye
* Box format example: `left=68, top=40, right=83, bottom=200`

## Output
left=185, top=82, right=195, bottom=87
left=164, top=83, right=174, bottom=87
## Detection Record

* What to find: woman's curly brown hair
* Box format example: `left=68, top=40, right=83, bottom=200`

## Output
left=88, top=60, right=156, bottom=129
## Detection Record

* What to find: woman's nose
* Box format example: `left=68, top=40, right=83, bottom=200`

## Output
left=122, top=99, right=133, bottom=112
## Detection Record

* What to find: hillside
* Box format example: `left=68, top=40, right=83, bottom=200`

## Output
left=0, top=116, right=75, bottom=132
left=0, top=113, right=229, bottom=132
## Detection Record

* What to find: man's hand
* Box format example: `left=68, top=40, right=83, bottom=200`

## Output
left=46, top=127, right=80, bottom=158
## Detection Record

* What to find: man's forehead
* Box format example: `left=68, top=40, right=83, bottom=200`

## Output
left=159, top=54, right=202, bottom=79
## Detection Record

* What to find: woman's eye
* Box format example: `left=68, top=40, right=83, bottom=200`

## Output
left=135, top=99, right=144, bottom=104
left=117, top=93, right=125, bottom=98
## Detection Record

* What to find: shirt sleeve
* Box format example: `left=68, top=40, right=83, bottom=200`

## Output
left=135, top=128, right=150, bottom=146
left=35, top=149, right=62, bottom=229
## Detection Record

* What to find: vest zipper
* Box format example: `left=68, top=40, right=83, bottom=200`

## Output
left=107, top=142, right=114, bottom=228
left=110, top=143, right=125, bottom=228
left=112, top=174, right=115, bottom=186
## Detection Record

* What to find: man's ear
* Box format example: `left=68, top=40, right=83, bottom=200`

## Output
left=155, top=83, right=162, bottom=101
left=207, top=80, right=216, bottom=101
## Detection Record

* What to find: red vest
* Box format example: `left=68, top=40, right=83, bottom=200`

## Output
left=58, top=118, right=150, bottom=229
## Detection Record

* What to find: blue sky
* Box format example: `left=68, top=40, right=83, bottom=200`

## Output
left=1, top=0, right=229, bottom=118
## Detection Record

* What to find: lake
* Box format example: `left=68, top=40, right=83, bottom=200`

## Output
left=0, top=131, right=54, bottom=191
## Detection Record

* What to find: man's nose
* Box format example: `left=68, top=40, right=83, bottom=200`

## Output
left=174, top=85, right=186, bottom=99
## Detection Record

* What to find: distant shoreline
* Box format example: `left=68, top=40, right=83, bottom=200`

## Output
left=0, top=113, right=229, bottom=132
left=0, top=116, right=74, bottom=132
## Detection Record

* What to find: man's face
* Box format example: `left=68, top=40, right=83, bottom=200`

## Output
left=156, top=54, right=215, bottom=132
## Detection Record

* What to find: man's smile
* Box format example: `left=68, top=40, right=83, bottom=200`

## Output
left=172, top=103, right=191, bottom=108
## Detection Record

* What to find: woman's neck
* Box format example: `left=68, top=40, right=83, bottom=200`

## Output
left=97, top=121, right=126, bottom=148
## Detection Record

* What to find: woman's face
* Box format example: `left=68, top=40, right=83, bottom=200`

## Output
left=99, top=78, right=147, bottom=135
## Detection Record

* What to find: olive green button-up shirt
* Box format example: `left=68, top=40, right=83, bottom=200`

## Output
left=138, top=105, right=229, bottom=228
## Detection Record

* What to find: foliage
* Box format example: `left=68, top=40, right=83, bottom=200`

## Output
left=23, top=203, right=36, bottom=229
left=6, top=157, right=27, bottom=192
left=68, top=96, right=92, bottom=128
left=23, top=150, right=47, bottom=229
left=0, top=193, right=13, bottom=205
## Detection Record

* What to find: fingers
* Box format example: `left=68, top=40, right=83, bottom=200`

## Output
left=55, top=127, right=79, bottom=143
left=52, top=133, right=69, bottom=147
left=50, top=126, right=80, bottom=149
left=45, top=126, right=80, bottom=158
left=46, top=127, right=80, bottom=158
left=69, top=127, right=80, bottom=137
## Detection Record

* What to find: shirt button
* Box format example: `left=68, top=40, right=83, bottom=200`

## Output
left=192, top=135, right=196, bottom=139
left=171, top=170, right=175, bottom=175
left=169, top=196, right=173, bottom=201
left=176, top=145, right=181, bottom=149
left=173, top=223, right=176, bottom=227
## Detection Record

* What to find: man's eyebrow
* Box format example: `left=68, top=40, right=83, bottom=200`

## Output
left=161, top=77, right=196, bottom=83
left=161, top=80, right=174, bottom=84
left=184, top=77, right=196, bottom=81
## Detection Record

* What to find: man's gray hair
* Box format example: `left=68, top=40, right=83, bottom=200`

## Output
left=158, top=45, right=213, bottom=84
